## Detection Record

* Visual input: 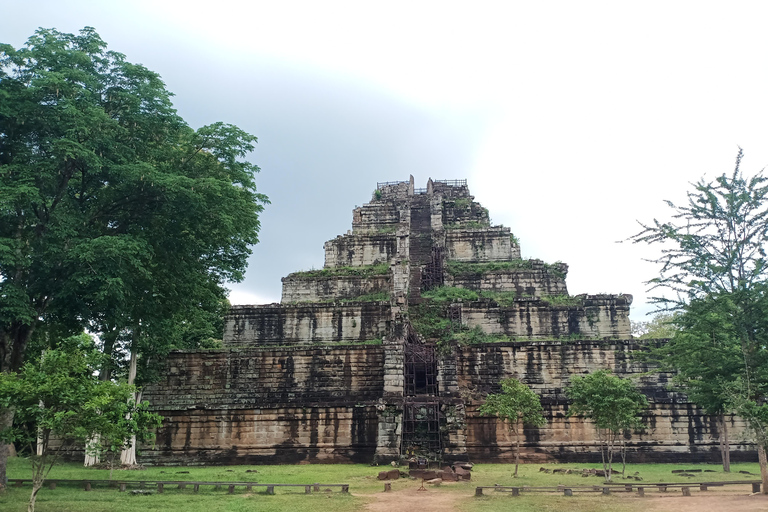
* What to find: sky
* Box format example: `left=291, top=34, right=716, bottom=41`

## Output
left=3, top=1, right=768, bottom=320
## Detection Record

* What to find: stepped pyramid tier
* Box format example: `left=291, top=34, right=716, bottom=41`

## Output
left=142, top=178, right=754, bottom=466
left=225, top=176, right=631, bottom=348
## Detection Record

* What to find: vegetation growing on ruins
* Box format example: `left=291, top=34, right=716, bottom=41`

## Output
left=287, top=264, right=390, bottom=279
left=421, top=286, right=479, bottom=303
left=408, top=303, right=453, bottom=342
left=539, top=294, right=583, bottom=306
left=375, top=224, right=398, bottom=234
left=632, top=149, right=768, bottom=481
left=453, top=326, right=513, bottom=345
left=340, top=292, right=390, bottom=302
left=478, top=291, right=518, bottom=306
left=443, top=221, right=487, bottom=230
left=449, top=197, right=472, bottom=210
left=446, top=259, right=567, bottom=280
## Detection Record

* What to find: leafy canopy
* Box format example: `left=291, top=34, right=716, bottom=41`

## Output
left=0, top=27, right=268, bottom=375
left=0, top=334, right=162, bottom=510
left=566, top=370, right=647, bottom=432
left=479, top=378, right=546, bottom=431
left=630, top=149, right=768, bottom=307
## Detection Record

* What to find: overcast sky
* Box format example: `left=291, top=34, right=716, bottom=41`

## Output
left=4, top=1, right=768, bottom=319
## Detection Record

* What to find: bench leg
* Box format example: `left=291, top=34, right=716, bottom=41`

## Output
left=48, top=482, right=56, bottom=490
left=341, top=485, right=349, bottom=493
left=384, top=483, right=391, bottom=492
left=475, top=487, right=483, bottom=496
left=512, top=488, right=520, bottom=496
left=157, top=483, right=163, bottom=493
left=266, top=485, right=275, bottom=495
left=753, top=483, right=761, bottom=493
left=84, top=482, right=92, bottom=491
left=194, top=484, right=200, bottom=493
left=119, top=483, right=126, bottom=492
left=638, top=487, right=645, bottom=497
left=682, top=487, right=691, bottom=496
left=563, top=488, right=573, bottom=496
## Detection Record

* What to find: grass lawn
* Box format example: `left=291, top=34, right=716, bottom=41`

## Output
left=0, top=457, right=762, bottom=512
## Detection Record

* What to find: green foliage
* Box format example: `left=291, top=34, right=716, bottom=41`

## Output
left=375, top=224, right=397, bottom=234
left=373, top=189, right=383, bottom=200
left=287, top=264, right=390, bottom=280
left=539, top=294, right=582, bottom=306
left=444, top=221, right=487, bottom=230
left=566, top=370, right=648, bottom=481
left=479, top=378, right=546, bottom=477
left=408, top=303, right=453, bottom=342
left=0, top=335, right=162, bottom=510
left=453, top=326, right=511, bottom=345
left=0, top=27, right=267, bottom=391
left=421, top=286, right=479, bottom=303
left=631, top=312, right=679, bottom=339
left=451, top=198, right=471, bottom=210
left=510, top=233, right=521, bottom=246
left=445, top=259, right=567, bottom=279
left=479, top=291, right=518, bottom=307
left=339, top=291, right=390, bottom=302
left=567, top=371, right=647, bottom=431
left=479, top=378, right=546, bottom=429
left=631, top=149, right=768, bottom=475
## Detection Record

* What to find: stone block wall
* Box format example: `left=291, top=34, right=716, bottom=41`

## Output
left=281, top=274, right=390, bottom=303
left=142, top=346, right=384, bottom=464
left=445, top=265, right=568, bottom=297
left=352, top=201, right=402, bottom=233
left=456, top=340, right=754, bottom=462
left=323, top=234, right=398, bottom=267
left=224, top=303, right=391, bottom=346
left=445, top=228, right=521, bottom=262
left=460, top=295, right=631, bottom=339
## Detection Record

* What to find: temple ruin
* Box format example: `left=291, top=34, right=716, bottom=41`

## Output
left=143, top=177, right=753, bottom=464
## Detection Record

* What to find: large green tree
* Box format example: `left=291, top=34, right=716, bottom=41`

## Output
left=0, top=27, right=267, bottom=482
left=631, top=149, right=768, bottom=488
left=479, top=378, right=546, bottom=478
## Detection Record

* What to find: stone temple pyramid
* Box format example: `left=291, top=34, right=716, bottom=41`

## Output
left=143, top=178, right=742, bottom=466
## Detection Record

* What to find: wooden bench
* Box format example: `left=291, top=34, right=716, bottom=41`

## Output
left=7, top=478, right=349, bottom=495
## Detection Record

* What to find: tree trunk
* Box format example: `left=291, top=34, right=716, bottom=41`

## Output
left=514, top=425, right=520, bottom=478
left=28, top=480, right=42, bottom=512
left=120, top=346, right=138, bottom=466
left=0, top=324, right=35, bottom=489
left=620, top=434, right=627, bottom=476
left=0, top=407, right=12, bottom=489
left=719, top=415, right=731, bottom=472
left=758, top=444, right=768, bottom=495
left=84, top=435, right=100, bottom=467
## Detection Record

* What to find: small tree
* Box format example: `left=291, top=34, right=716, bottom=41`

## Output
left=566, top=370, right=647, bottom=482
left=479, top=378, right=546, bottom=477
left=0, top=336, right=162, bottom=512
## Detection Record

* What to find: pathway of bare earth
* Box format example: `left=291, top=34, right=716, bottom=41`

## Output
left=361, top=480, right=768, bottom=512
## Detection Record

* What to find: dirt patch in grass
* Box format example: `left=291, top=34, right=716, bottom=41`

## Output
left=363, top=486, right=467, bottom=512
